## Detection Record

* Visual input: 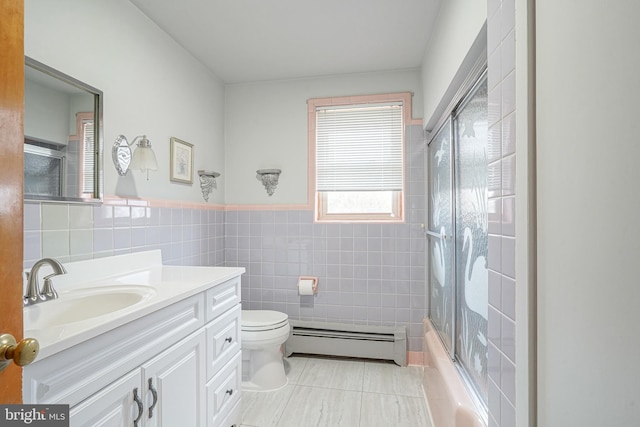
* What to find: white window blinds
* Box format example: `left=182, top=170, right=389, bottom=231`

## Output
left=315, top=102, right=403, bottom=192
left=82, top=120, right=95, bottom=193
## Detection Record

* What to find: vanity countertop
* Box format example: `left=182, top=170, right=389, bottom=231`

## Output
left=24, top=250, right=244, bottom=360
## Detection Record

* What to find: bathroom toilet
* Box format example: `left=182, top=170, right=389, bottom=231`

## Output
left=241, top=310, right=290, bottom=391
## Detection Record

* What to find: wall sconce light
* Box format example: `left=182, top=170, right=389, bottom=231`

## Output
left=112, top=135, right=158, bottom=180
left=256, top=169, right=281, bottom=196
left=197, top=170, right=220, bottom=202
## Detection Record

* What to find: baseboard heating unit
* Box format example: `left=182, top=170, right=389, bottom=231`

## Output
left=283, top=320, right=407, bottom=366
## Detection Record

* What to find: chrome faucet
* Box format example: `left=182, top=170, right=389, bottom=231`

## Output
left=24, top=258, right=67, bottom=306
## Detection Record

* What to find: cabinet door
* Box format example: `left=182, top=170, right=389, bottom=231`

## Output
left=70, top=369, right=142, bottom=427
left=142, top=330, right=207, bottom=427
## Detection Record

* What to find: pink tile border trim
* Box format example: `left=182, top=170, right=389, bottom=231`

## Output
left=407, top=351, right=424, bottom=366
left=103, top=195, right=224, bottom=210
left=423, top=318, right=485, bottom=427
left=104, top=197, right=315, bottom=212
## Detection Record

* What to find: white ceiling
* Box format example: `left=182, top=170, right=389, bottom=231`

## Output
left=129, top=0, right=442, bottom=84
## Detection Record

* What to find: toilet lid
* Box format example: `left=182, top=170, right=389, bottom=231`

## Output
left=242, top=310, right=289, bottom=331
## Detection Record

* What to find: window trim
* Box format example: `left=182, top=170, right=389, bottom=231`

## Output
left=316, top=190, right=403, bottom=222
left=308, top=92, right=415, bottom=223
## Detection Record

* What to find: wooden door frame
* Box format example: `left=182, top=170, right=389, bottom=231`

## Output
left=0, top=0, right=25, bottom=403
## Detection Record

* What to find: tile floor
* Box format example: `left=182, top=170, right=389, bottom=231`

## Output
left=240, top=355, right=433, bottom=427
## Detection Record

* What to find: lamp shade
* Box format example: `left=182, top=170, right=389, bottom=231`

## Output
left=130, top=136, right=158, bottom=173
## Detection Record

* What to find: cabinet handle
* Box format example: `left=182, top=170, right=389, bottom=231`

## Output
left=225, top=337, right=233, bottom=343
left=226, top=389, right=233, bottom=396
left=133, top=388, right=143, bottom=427
left=148, top=378, right=158, bottom=419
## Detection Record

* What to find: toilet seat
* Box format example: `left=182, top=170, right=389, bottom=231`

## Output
left=242, top=310, right=289, bottom=332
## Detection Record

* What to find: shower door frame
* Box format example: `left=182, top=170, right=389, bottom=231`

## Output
left=427, top=68, right=489, bottom=411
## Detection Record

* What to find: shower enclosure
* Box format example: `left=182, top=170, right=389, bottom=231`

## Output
left=427, top=73, right=489, bottom=404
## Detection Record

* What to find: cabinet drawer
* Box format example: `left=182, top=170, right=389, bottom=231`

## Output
left=206, top=353, right=241, bottom=427
left=206, top=304, right=241, bottom=380
left=205, top=276, right=241, bottom=322
left=218, top=400, right=241, bottom=427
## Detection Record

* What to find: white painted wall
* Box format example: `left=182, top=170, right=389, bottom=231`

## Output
left=420, top=0, right=486, bottom=129
left=515, top=0, right=536, bottom=425
left=25, top=0, right=225, bottom=203
left=224, top=70, right=424, bottom=205
left=24, top=79, right=72, bottom=145
left=536, top=1, right=640, bottom=425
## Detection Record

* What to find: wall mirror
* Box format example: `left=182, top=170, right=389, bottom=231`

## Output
left=24, top=57, right=103, bottom=203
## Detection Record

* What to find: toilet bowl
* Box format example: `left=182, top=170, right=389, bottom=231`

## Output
left=241, top=310, right=290, bottom=391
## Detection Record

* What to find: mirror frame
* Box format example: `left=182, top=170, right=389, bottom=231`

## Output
left=24, top=56, right=104, bottom=204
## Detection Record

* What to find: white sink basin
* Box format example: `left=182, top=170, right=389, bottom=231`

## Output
left=24, top=285, right=156, bottom=330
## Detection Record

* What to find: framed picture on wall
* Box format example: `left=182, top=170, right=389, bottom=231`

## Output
left=170, top=137, right=193, bottom=184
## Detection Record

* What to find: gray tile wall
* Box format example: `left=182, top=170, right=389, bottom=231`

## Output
left=23, top=203, right=225, bottom=269
left=487, top=0, right=517, bottom=424
left=225, top=124, right=427, bottom=351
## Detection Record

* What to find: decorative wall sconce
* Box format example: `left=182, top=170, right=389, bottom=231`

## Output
left=256, top=169, right=281, bottom=196
left=112, top=135, right=158, bottom=180
left=197, top=170, right=220, bottom=202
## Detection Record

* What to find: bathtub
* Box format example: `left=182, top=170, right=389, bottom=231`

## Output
left=422, top=318, right=486, bottom=427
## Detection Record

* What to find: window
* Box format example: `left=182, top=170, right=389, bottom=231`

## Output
left=309, top=93, right=411, bottom=222
left=81, top=117, right=95, bottom=195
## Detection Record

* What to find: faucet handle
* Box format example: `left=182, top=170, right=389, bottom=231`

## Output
left=24, top=258, right=67, bottom=306
left=41, top=276, right=58, bottom=300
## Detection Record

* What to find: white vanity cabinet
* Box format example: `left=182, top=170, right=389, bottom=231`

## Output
left=68, top=369, right=140, bottom=426
left=70, top=329, right=207, bottom=426
left=24, top=274, right=242, bottom=427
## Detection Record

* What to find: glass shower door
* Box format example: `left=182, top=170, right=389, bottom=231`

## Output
left=427, top=118, right=454, bottom=355
left=453, top=76, right=489, bottom=400
left=427, top=73, right=489, bottom=405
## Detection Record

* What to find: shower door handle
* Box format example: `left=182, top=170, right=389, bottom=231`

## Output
left=421, top=224, right=447, bottom=240
left=425, top=229, right=447, bottom=240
